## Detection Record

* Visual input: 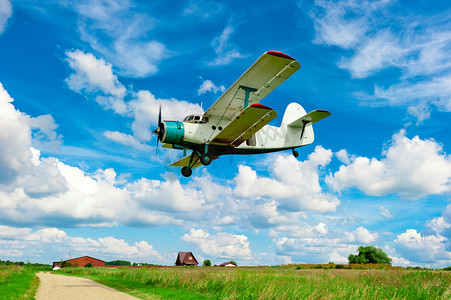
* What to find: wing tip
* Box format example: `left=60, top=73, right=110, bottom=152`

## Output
left=266, top=50, right=296, bottom=61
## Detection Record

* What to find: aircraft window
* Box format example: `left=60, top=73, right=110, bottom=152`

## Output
left=183, top=115, right=209, bottom=124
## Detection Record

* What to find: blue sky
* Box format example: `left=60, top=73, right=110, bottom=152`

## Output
left=0, top=0, right=450, bottom=267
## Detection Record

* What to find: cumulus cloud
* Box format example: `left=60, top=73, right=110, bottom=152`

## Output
left=0, top=82, right=228, bottom=228
left=274, top=225, right=379, bottom=264
left=0, top=0, right=12, bottom=34
left=128, top=90, right=202, bottom=142
left=181, top=228, right=251, bottom=259
left=345, top=226, right=378, bottom=244
left=395, top=228, right=451, bottom=264
left=0, top=82, right=33, bottom=184
left=234, top=147, right=340, bottom=213
left=65, top=50, right=127, bottom=114
left=65, top=50, right=202, bottom=143
left=0, top=225, right=163, bottom=262
left=327, top=130, right=451, bottom=199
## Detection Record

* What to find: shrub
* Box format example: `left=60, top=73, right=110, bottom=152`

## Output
left=84, top=263, right=93, bottom=268
left=203, top=259, right=211, bottom=267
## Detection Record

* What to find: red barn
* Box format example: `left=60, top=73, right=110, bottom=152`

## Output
left=60, top=256, right=105, bottom=268
left=175, top=252, right=198, bottom=266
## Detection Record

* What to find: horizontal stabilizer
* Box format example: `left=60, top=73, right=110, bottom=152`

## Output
left=287, top=110, right=331, bottom=128
left=170, top=153, right=218, bottom=169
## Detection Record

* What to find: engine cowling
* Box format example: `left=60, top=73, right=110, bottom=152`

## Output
left=159, top=121, right=185, bottom=145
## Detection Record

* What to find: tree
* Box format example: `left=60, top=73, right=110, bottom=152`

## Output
left=203, top=259, right=211, bottom=266
left=105, top=260, right=131, bottom=266
left=348, top=246, right=392, bottom=265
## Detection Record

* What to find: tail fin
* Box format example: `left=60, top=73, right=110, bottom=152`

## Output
left=281, top=103, right=330, bottom=146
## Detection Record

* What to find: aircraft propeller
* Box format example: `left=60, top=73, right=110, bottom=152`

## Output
left=154, top=105, right=164, bottom=157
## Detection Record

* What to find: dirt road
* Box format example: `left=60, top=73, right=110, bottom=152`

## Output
left=35, top=272, right=141, bottom=300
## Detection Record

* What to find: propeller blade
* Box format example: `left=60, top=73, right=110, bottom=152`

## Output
left=158, top=105, right=161, bottom=127
left=155, top=105, right=162, bottom=158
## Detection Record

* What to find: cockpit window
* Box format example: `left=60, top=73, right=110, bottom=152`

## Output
left=183, top=115, right=209, bottom=124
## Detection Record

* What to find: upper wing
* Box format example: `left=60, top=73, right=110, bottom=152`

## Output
left=211, top=104, right=277, bottom=147
left=204, top=51, right=300, bottom=121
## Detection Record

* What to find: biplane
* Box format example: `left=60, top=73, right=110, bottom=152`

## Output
left=155, top=51, right=330, bottom=177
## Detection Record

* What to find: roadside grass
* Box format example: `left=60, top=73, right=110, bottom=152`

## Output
left=0, top=265, right=41, bottom=300
left=56, top=265, right=451, bottom=299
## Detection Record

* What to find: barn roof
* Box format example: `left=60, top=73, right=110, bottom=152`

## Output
left=64, top=256, right=105, bottom=263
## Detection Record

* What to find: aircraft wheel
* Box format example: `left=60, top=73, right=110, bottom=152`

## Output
left=181, top=166, right=192, bottom=177
left=292, top=150, right=299, bottom=158
left=200, top=153, right=212, bottom=166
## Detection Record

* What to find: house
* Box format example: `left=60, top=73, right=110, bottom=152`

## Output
left=53, top=256, right=106, bottom=268
left=175, top=252, right=198, bottom=266
left=219, top=261, right=237, bottom=267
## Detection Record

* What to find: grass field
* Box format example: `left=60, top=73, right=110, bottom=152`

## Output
left=56, top=265, right=451, bottom=299
left=0, top=265, right=40, bottom=299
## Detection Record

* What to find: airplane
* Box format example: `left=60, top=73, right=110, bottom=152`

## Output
left=154, top=50, right=331, bottom=177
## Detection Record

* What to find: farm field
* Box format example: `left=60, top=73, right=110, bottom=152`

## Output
left=55, top=265, right=451, bottom=299
left=0, top=265, right=40, bottom=299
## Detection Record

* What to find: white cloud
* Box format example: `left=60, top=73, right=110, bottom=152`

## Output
left=65, top=50, right=127, bottom=114
left=72, top=0, right=167, bottom=77
left=395, top=229, right=451, bottom=263
left=274, top=225, right=379, bottom=264
left=208, top=25, right=245, bottom=66
left=327, top=130, right=451, bottom=199
left=345, top=226, right=378, bottom=244
left=103, top=131, right=151, bottom=151
left=0, top=0, right=12, bottom=34
left=181, top=228, right=251, bottom=259
left=197, top=78, right=225, bottom=95
left=129, top=90, right=202, bottom=142
left=65, top=50, right=203, bottom=143
left=309, top=0, right=451, bottom=121
left=379, top=206, right=394, bottom=218
left=23, top=114, right=62, bottom=150
left=183, top=0, right=223, bottom=19
left=0, top=82, right=33, bottom=184
left=234, top=147, right=340, bottom=213
left=339, top=30, right=403, bottom=79
left=310, top=0, right=376, bottom=49
left=0, top=225, right=163, bottom=262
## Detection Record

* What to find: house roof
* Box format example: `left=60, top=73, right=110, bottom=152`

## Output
left=219, top=261, right=237, bottom=266
left=176, top=252, right=198, bottom=265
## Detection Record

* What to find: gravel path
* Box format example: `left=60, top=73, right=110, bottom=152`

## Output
left=35, top=272, right=141, bottom=300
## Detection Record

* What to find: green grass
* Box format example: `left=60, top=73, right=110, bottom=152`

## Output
left=56, top=266, right=451, bottom=299
left=0, top=265, right=41, bottom=300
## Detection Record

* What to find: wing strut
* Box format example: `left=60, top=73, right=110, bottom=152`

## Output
left=240, top=86, right=257, bottom=108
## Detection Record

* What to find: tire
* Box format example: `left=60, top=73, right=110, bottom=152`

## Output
left=181, top=166, right=192, bottom=177
left=200, top=154, right=212, bottom=166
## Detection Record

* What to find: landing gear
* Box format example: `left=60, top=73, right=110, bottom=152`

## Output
left=181, top=166, right=192, bottom=177
left=292, top=149, right=299, bottom=158
left=200, top=153, right=212, bottom=166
